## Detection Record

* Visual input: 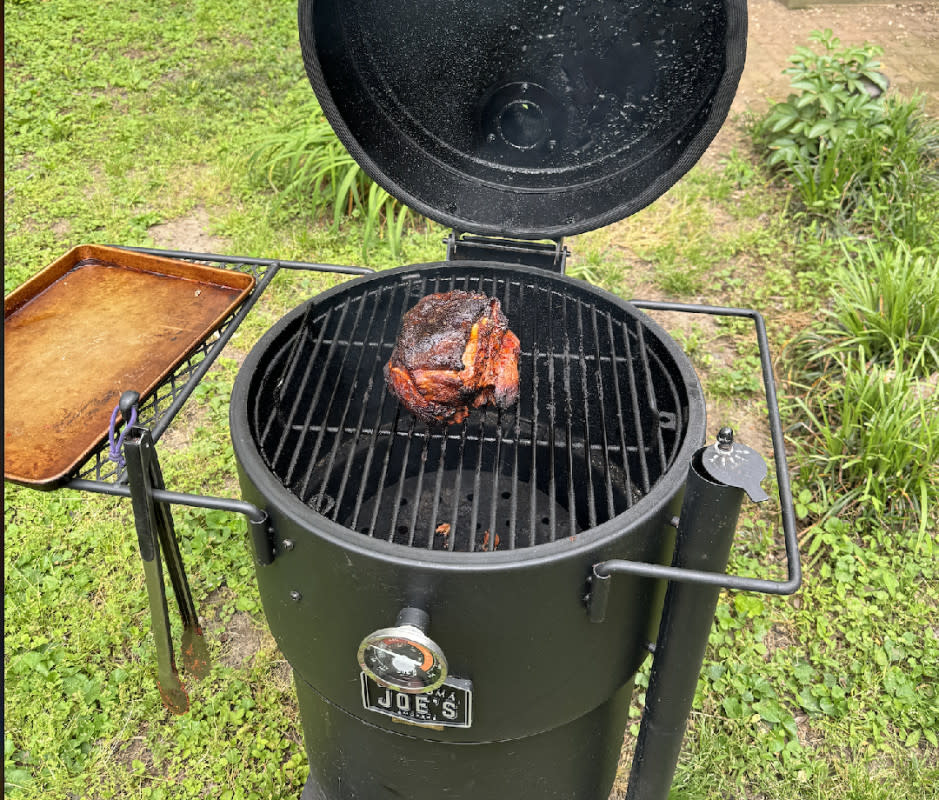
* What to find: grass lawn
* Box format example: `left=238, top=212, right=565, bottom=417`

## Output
left=4, top=2, right=938, bottom=799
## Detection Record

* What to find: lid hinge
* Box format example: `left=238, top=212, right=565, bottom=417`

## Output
left=445, top=232, right=569, bottom=274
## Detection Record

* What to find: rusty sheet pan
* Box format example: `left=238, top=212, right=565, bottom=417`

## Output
left=4, top=245, right=256, bottom=488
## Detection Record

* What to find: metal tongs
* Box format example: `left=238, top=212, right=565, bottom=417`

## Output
left=118, top=391, right=210, bottom=712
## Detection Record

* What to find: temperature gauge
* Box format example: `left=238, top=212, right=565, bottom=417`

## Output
left=358, top=618, right=447, bottom=694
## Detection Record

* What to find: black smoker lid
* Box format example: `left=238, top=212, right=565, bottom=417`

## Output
left=298, top=0, right=746, bottom=240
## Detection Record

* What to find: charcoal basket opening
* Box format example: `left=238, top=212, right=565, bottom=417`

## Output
left=243, top=263, right=701, bottom=554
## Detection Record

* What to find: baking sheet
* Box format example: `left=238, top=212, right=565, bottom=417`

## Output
left=4, top=245, right=256, bottom=487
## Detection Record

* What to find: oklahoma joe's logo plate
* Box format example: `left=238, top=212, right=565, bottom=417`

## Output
left=360, top=673, right=473, bottom=729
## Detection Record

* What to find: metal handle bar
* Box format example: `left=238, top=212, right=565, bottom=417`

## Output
left=594, top=301, right=801, bottom=595
left=111, top=245, right=375, bottom=276
left=67, top=478, right=275, bottom=561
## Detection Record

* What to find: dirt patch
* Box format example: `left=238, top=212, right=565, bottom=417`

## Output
left=154, top=342, right=246, bottom=453
left=217, top=611, right=267, bottom=669
left=147, top=207, right=229, bottom=253
left=270, top=659, right=294, bottom=693
left=763, top=622, right=796, bottom=658
left=108, top=731, right=166, bottom=787
left=112, top=736, right=155, bottom=770
left=202, top=587, right=276, bottom=670
left=794, top=713, right=825, bottom=749
left=155, top=401, right=211, bottom=454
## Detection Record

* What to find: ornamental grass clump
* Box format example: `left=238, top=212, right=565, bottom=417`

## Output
left=248, top=95, right=419, bottom=260
left=792, top=346, right=938, bottom=547
left=816, top=242, right=939, bottom=374
left=787, top=241, right=939, bottom=542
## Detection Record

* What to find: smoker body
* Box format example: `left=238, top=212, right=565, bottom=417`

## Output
left=233, top=471, right=680, bottom=799
left=230, top=263, right=709, bottom=798
left=294, top=678, right=636, bottom=800
left=230, top=476, right=682, bottom=746
left=226, top=0, right=763, bottom=794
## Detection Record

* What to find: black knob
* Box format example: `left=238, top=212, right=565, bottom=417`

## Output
left=119, top=390, right=141, bottom=424
left=716, top=427, right=734, bottom=452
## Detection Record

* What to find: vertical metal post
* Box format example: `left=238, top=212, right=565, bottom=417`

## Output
left=625, top=447, right=746, bottom=800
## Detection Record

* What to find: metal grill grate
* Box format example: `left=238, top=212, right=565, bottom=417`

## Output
left=250, top=267, right=689, bottom=552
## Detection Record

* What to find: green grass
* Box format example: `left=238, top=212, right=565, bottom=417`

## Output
left=246, top=95, right=423, bottom=261
left=818, top=242, right=939, bottom=372
left=5, top=4, right=939, bottom=800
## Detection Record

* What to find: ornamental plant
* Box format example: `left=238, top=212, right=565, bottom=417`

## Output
left=756, top=29, right=889, bottom=168
left=753, top=29, right=939, bottom=242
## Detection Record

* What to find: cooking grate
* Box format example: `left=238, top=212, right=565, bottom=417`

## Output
left=248, top=267, right=691, bottom=551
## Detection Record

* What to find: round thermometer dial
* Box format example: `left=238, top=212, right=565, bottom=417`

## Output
left=357, top=625, right=448, bottom=693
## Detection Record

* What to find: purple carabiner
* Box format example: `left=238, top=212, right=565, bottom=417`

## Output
left=108, top=403, right=138, bottom=467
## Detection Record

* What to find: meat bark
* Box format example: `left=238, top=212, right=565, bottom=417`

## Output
left=385, top=291, right=520, bottom=424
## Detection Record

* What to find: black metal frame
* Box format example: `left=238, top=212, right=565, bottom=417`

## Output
left=590, top=301, right=801, bottom=597
left=57, top=250, right=798, bottom=597
left=55, top=248, right=373, bottom=705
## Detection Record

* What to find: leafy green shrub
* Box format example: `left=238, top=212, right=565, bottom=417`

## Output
left=755, top=30, right=889, bottom=165
left=753, top=30, right=939, bottom=243
left=248, top=95, right=420, bottom=260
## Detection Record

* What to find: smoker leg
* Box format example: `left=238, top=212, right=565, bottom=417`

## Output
left=626, top=454, right=745, bottom=800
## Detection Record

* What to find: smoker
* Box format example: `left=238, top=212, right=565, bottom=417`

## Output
left=4, top=1, right=800, bottom=799
left=230, top=1, right=800, bottom=798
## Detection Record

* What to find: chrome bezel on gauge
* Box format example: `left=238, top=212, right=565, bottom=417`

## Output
left=357, top=624, right=448, bottom=694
